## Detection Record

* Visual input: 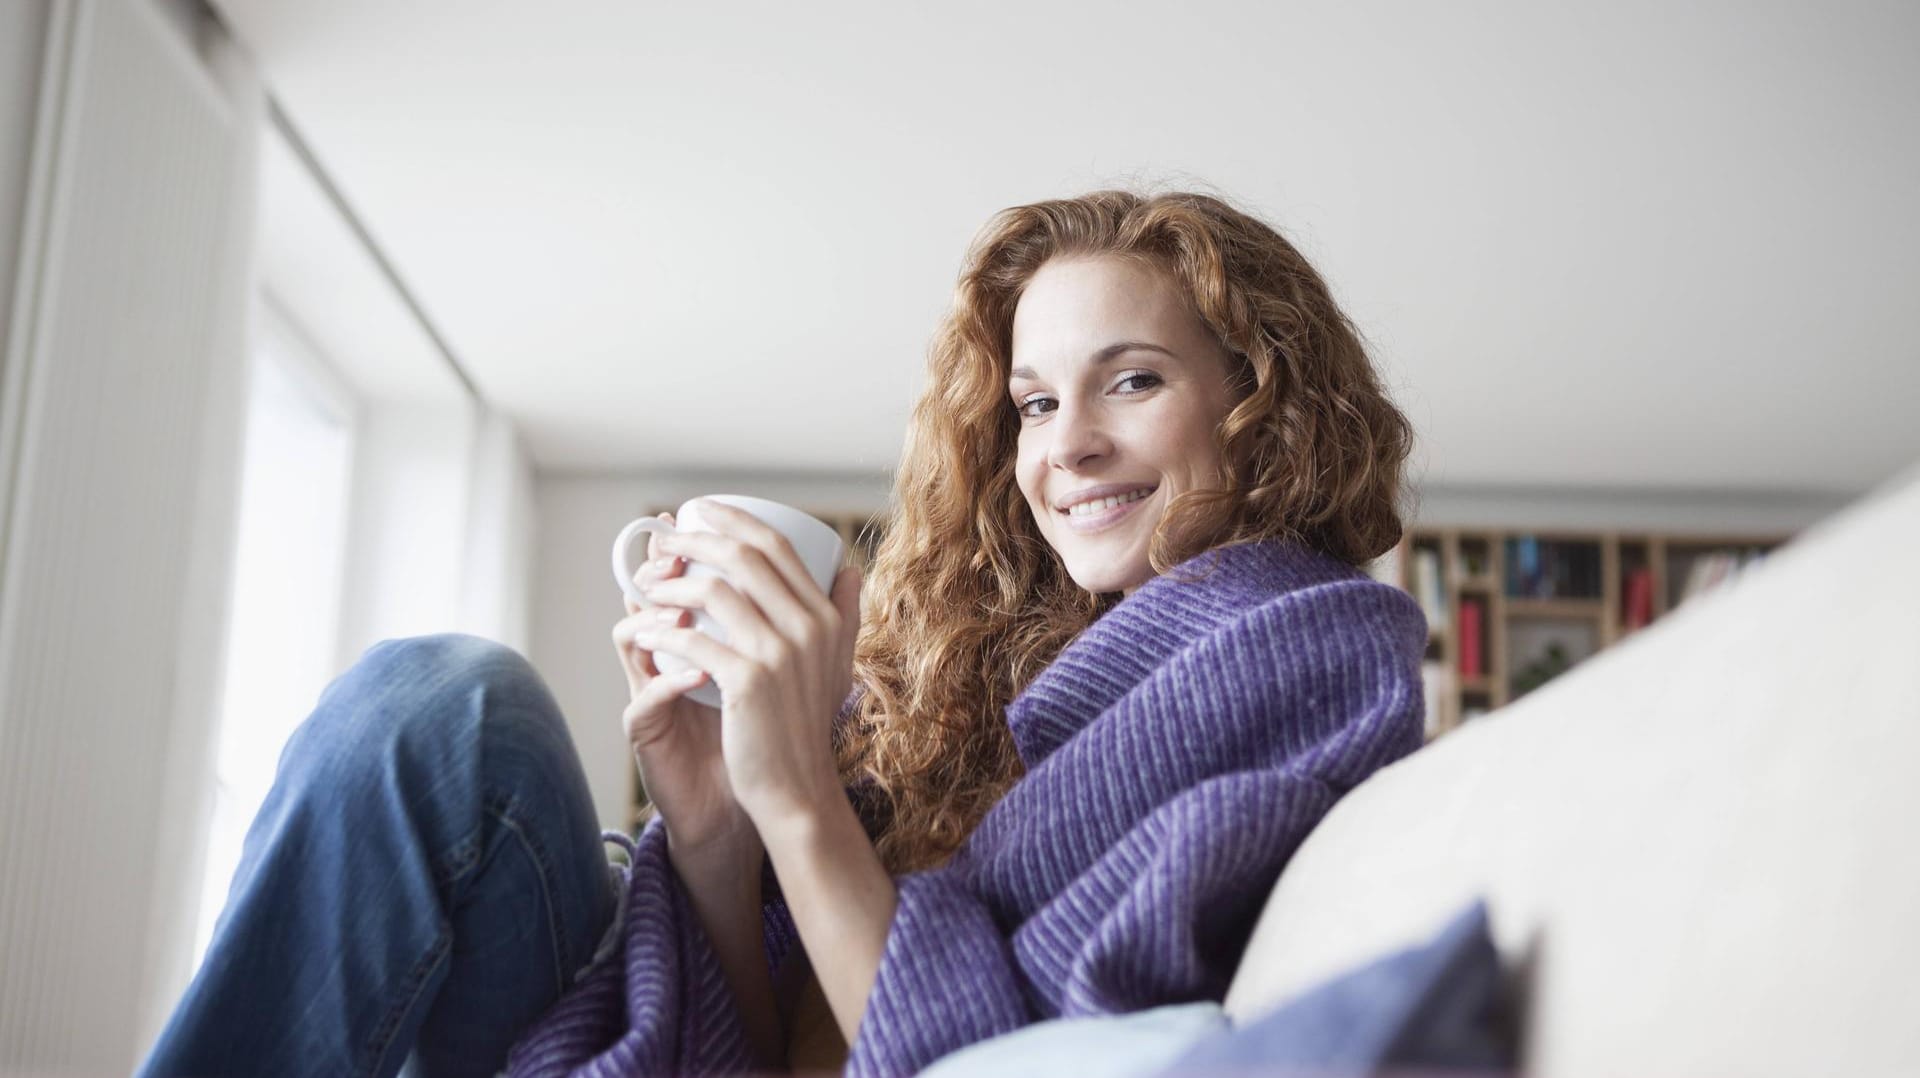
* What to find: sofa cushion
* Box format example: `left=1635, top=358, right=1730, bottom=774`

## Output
left=1223, top=457, right=1920, bottom=1077
left=913, top=1001, right=1228, bottom=1078
left=912, top=897, right=1512, bottom=1078
left=1160, top=896, right=1512, bottom=1077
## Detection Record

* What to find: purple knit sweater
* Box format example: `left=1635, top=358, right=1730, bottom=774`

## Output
left=505, top=537, right=1427, bottom=1078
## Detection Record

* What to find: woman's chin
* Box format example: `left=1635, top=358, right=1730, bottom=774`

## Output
left=1064, top=557, right=1152, bottom=597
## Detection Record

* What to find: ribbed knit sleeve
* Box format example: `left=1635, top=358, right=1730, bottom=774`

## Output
left=843, top=569, right=1428, bottom=1077
left=840, top=869, right=1033, bottom=1075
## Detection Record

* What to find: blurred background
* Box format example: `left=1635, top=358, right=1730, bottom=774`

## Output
left=0, top=0, right=1914, bottom=1072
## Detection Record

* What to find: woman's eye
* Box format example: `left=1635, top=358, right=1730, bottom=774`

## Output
left=1015, top=374, right=1159, bottom=420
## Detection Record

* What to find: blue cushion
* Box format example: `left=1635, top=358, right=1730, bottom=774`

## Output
left=1153, top=897, right=1515, bottom=1076
left=917, top=1000, right=1230, bottom=1078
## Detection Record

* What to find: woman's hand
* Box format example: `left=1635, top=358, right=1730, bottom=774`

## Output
left=626, top=499, right=864, bottom=828
left=611, top=513, right=759, bottom=857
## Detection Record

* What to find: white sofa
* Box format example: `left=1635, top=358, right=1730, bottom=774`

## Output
left=1223, top=458, right=1920, bottom=1076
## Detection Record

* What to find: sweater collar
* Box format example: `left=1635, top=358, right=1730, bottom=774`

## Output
left=1002, top=537, right=1370, bottom=767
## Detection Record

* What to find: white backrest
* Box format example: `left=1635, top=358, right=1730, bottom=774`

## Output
left=1224, top=458, right=1920, bottom=1078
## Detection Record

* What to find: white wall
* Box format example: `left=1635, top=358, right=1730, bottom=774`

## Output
left=254, top=112, right=536, bottom=668
left=333, top=398, right=478, bottom=664
left=460, top=409, right=537, bottom=653
left=326, top=399, right=540, bottom=674
left=530, top=469, right=889, bottom=833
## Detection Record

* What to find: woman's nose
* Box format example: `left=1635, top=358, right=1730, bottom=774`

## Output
left=1046, top=401, right=1111, bottom=471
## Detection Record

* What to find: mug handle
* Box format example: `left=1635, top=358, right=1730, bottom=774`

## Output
left=612, top=516, right=677, bottom=609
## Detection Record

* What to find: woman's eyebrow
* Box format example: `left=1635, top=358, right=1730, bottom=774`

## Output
left=1009, top=340, right=1178, bottom=382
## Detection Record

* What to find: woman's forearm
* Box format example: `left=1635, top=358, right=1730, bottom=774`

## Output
left=668, top=834, right=784, bottom=1071
left=759, top=792, right=897, bottom=1048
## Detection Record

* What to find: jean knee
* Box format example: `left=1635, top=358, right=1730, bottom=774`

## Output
left=288, top=633, right=560, bottom=779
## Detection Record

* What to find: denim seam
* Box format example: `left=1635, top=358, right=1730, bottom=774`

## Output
left=357, top=799, right=483, bottom=1072
left=483, top=794, right=572, bottom=997
left=360, top=925, right=452, bottom=1078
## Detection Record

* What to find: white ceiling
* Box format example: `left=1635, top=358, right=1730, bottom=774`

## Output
left=211, top=0, right=1920, bottom=493
left=255, top=127, right=465, bottom=405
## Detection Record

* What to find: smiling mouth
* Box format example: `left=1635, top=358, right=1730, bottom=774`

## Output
left=1061, top=488, right=1156, bottom=517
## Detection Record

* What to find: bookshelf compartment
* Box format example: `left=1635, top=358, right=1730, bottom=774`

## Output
left=1508, top=616, right=1599, bottom=700
left=1396, top=524, right=1792, bottom=740
left=1504, top=536, right=1603, bottom=600
left=1663, top=541, right=1773, bottom=613
left=1457, top=536, right=1495, bottom=588
left=1461, top=686, right=1494, bottom=726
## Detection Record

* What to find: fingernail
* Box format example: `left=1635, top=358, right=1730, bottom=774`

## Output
left=650, top=556, right=678, bottom=572
left=653, top=607, right=680, bottom=624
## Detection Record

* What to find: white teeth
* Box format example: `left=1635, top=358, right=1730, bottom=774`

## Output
left=1066, top=489, right=1151, bottom=516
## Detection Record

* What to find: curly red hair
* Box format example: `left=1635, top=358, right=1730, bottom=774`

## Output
left=836, top=188, right=1417, bottom=875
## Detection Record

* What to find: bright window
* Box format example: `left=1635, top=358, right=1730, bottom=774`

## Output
left=193, top=304, right=358, bottom=963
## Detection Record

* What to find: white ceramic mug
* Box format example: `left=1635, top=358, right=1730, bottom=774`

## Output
left=612, top=494, right=846, bottom=709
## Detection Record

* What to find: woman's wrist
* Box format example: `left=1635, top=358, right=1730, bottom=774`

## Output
left=664, top=811, right=765, bottom=869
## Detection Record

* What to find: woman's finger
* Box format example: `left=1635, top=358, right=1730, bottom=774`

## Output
left=612, top=606, right=688, bottom=688
left=652, top=530, right=818, bottom=649
left=640, top=573, right=803, bottom=665
left=691, top=501, right=839, bottom=623
left=627, top=544, right=687, bottom=614
left=622, top=665, right=710, bottom=750
left=614, top=603, right=697, bottom=642
left=626, top=620, right=743, bottom=689
left=644, top=511, right=676, bottom=560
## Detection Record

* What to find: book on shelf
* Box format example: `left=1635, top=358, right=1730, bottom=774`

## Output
left=1621, top=566, right=1654, bottom=630
left=1676, top=547, right=1769, bottom=606
left=1413, top=547, right=1446, bottom=626
left=1457, top=596, right=1484, bottom=677
left=1420, top=660, right=1452, bottom=738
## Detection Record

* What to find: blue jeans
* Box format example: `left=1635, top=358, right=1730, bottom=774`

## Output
left=138, top=634, right=622, bottom=1078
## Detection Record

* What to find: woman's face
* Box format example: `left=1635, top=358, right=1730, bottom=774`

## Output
left=1008, top=255, right=1240, bottom=597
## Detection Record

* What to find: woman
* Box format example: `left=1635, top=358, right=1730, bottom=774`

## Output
left=139, top=188, right=1425, bottom=1078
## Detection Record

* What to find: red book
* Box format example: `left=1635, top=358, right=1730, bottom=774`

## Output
left=1458, top=598, right=1483, bottom=677
left=1623, top=568, right=1653, bottom=630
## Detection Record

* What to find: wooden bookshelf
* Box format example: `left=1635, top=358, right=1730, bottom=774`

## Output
left=1385, top=526, right=1795, bottom=742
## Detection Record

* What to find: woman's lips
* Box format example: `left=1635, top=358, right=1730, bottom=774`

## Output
left=1060, top=489, right=1154, bottom=534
